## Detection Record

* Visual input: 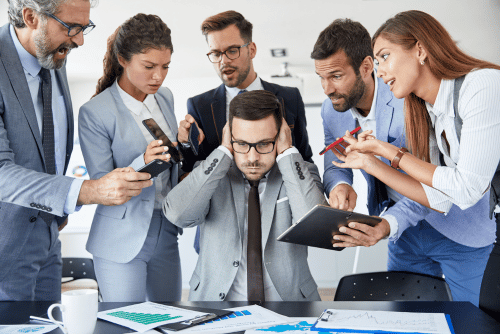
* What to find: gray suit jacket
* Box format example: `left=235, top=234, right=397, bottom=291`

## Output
left=0, top=24, right=74, bottom=281
left=164, top=148, right=327, bottom=301
left=78, top=82, right=180, bottom=263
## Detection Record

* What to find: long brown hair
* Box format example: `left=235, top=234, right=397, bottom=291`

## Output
left=93, top=13, right=173, bottom=98
left=372, top=10, right=500, bottom=162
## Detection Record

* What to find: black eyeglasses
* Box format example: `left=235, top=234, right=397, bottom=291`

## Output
left=231, top=137, right=277, bottom=154
left=207, top=42, right=250, bottom=63
left=45, top=13, right=95, bottom=37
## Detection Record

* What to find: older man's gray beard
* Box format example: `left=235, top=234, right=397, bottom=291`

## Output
left=34, top=25, right=76, bottom=70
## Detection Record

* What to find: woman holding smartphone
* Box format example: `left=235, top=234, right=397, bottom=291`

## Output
left=78, top=14, right=181, bottom=302
left=330, top=10, right=500, bottom=319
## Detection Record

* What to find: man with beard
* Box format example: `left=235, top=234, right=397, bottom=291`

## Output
left=0, top=0, right=152, bottom=301
left=164, top=90, right=325, bottom=301
left=177, top=10, right=313, bottom=172
left=311, top=19, right=495, bottom=306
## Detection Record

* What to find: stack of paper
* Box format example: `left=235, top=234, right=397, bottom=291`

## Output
left=159, top=305, right=289, bottom=334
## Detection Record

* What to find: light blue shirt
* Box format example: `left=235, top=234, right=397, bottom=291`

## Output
left=10, top=25, right=82, bottom=215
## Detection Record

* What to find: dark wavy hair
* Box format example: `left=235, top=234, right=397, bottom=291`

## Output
left=311, top=18, right=373, bottom=75
left=229, top=90, right=283, bottom=134
left=93, top=13, right=173, bottom=97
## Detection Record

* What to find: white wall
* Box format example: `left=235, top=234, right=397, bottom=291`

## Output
left=1, top=0, right=499, bottom=289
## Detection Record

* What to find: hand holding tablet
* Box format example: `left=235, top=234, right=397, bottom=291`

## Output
left=277, top=205, right=382, bottom=250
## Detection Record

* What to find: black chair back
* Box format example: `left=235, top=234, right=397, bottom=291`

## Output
left=334, top=271, right=453, bottom=301
left=62, top=258, right=97, bottom=281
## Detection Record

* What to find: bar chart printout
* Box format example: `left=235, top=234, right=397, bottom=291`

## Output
left=311, top=309, right=453, bottom=334
left=97, top=302, right=207, bottom=332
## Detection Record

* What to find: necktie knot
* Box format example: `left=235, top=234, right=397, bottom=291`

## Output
left=248, top=179, right=260, bottom=189
left=39, top=68, right=51, bottom=83
left=238, top=89, right=247, bottom=95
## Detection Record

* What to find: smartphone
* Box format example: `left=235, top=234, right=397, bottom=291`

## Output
left=136, top=159, right=170, bottom=179
left=188, top=121, right=200, bottom=156
left=142, top=118, right=183, bottom=164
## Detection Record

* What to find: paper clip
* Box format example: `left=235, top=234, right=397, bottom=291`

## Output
left=319, top=310, right=333, bottom=322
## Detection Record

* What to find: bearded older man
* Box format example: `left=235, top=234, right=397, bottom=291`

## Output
left=0, top=0, right=152, bottom=301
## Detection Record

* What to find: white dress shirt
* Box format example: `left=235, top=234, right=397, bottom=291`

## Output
left=116, top=82, right=175, bottom=209
left=225, top=76, right=264, bottom=119
left=422, top=69, right=500, bottom=213
left=217, top=145, right=299, bottom=301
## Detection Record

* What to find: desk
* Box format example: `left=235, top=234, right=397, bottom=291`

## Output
left=1, top=301, right=499, bottom=333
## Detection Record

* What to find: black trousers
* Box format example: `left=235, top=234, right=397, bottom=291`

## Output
left=479, top=214, right=500, bottom=322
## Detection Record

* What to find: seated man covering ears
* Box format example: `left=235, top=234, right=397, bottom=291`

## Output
left=164, top=90, right=326, bottom=301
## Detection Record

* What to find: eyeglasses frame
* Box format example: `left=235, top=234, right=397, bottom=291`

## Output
left=230, top=132, right=279, bottom=155
left=44, top=12, right=95, bottom=37
left=206, top=42, right=250, bottom=63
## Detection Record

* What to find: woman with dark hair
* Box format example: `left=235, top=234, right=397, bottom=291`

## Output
left=78, top=13, right=181, bottom=302
left=330, top=10, right=500, bottom=319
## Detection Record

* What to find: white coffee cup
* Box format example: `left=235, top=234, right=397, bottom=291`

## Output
left=48, top=289, right=98, bottom=334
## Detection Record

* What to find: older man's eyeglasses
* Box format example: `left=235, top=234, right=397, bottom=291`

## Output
left=231, top=138, right=277, bottom=154
left=207, top=42, right=250, bottom=63
left=45, top=13, right=95, bottom=37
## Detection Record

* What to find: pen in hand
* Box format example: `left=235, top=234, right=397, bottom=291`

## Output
left=319, top=126, right=361, bottom=155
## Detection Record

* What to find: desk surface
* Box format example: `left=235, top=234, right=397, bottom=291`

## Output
left=1, top=301, right=499, bottom=333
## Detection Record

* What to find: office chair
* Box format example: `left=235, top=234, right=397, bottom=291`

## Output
left=334, top=271, right=453, bottom=301
left=61, top=257, right=100, bottom=300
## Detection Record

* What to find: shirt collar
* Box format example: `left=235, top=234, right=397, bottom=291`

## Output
left=10, top=24, right=43, bottom=78
left=350, top=71, right=379, bottom=122
left=116, top=80, right=157, bottom=116
left=226, top=75, right=263, bottom=101
left=243, top=169, right=270, bottom=186
left=426, top=78, right=454, bottom=119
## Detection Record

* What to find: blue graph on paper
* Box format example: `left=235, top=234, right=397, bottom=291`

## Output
left=200, top=309, right=252, bottom=325
left=256, top=320, right=325, bottom=332
left=17, top=328, right=45, bottom=333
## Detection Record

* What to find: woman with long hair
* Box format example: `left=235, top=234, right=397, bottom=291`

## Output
left=331, top=10, right=500, bottom=319
left=78, top=13, right=181, bottom=302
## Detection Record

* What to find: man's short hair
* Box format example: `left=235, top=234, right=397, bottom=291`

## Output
left=201, top=10, right=252, bottom=42
left=8, top=0, right=98, bottom=28
left=229, top=90, right=283, bottom=134
left=311, top=18, right=373, bottom=74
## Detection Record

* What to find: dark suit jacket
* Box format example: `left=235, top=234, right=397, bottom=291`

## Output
left=180, top=79, right=313, bottom=172
left=0, top=24, right=75, bottom=281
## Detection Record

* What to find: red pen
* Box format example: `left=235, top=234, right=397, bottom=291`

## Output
left=319, top=126, right=362, bottom=155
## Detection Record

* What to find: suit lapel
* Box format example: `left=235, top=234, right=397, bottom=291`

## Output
left=260, top=164, right=281, bottom=248
left=155, top=90, right=177, bottom=139
left=209, top=84, right=226, bottom=145
left=228, top=163, right=246, bottom=240
left=261, top=79, right=288, bottom=120
left=261, top=79, right=277, bottom=95
left=55, top=66, right=74, bottom=172
left=109, top=83, right=149, bottom=149
left=155, top=89, right=179, bottom=187
left=0, top=25, right=43, bottom=156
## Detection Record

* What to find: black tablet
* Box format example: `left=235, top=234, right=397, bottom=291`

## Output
left=277, top=205, right=382, bottom=250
